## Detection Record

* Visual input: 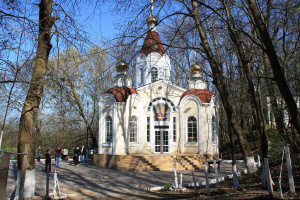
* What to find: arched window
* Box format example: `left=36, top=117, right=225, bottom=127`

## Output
left=105, top=116, right=112, bottom=143
left=140, top=68, right=144, bottom=85
left=187, top=116, right=197, bottom=143
left=130, top=116, right=138, bottom=143
left=147, top=117, right=150, bottom=143
left=151, top=67, right=158, bottom=83
left=212, top=116, right=217, bottom=143
left=119, top=79, right=125, bottom=87
left=173, top=117, right=177, bottom=142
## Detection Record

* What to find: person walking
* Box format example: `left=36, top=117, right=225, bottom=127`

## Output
left=80, top=145, right=87, bottom=163
left=73, top=147, right=80, bottom=166
left=36, top=146, right=43, bottom=162
left=56, top=147, right=63, bottom=167
left=45, top=149, right=51, bottom=172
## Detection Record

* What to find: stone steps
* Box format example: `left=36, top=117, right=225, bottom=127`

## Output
left=114, top=154, right=206, bottom=171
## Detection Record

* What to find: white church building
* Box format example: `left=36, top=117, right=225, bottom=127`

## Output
left=95, top=12, right=219, bottom=167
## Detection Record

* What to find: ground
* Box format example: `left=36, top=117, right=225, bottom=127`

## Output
left=150, top=151, right=300, bottom=199
left=5, top=149, right=299, bottom=199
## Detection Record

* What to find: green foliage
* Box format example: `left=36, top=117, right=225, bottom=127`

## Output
left=266, top=128, right=284, bottom=144
left=163, top=183, right=172, bottom=191
left=266, top=128, right=285, bottom=157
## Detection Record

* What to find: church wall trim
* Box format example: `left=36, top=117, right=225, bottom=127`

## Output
left=98, top=94, right=117, bottom=155
left=125, top=94, right=145, bottom=154
left=179, top=94, right=203, bottom=154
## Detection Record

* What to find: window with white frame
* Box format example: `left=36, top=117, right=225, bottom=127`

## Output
left=212, top=116, right=217, bottom=143
left=119, top=79, right=125, bottom=87
left=173, top=117, right=176, bottom=142
left=140, top=68, right=144, bottom=85
left=187, top=116, right=197, bottom=143
left=105, top=116, right=112, bottom=143
left=151, top=67, right=158, bottom=83
left=130, top=116, right=138, bottom=143
left=147, top=117, right=150, bottom=143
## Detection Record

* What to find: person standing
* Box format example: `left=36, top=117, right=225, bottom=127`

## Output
left=80, top=145, right=87, bottom=163
left=73, top=147, right=80, bottom=166
left=56, top=147, right=63, bottom=167
left=36, top=146, right=43, bottom=162
left=45, top=149, right=51, bottom=172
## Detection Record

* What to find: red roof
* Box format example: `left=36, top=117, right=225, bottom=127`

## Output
left=140, top=31, right=165, bottom=56
left=179, top=89, right=214, bottom=104
left=106, top=87, right=138, bottom=102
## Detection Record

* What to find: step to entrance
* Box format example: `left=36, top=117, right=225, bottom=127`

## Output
left=113, top=154, right=207, bottom=171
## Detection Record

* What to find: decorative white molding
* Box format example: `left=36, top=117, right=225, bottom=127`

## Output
left=146, top=95, right=178, bottom=113
left=112, top=101, right=117, bottom=155
left=179, top=94, right=203, bottom=153
left=125, top=94, right=144, bottom=153
left=100, top=93, right=117, bottom=154
left=209, top=101, right=212, bottom=155
left=98, top=100, right=103, bottom=154
left=130, top=143, right=140, bottom=147
left=215, top=96, right=220, bottom=155
left=137, top=79, right=186, bottom=93
left=103, top=94, right=117, bottom=155
left=102, top=143, right=112, bottom=147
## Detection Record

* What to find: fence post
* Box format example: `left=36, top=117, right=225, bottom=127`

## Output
left=0, top=154, right=10, bottom=199
left=173, top=164, right=178, bottom=189
left=264, top=158, right=273, bottom=196
left=261, top=164, right=266, bottom=188
left=192, top=171, right=197, bottom=194
left=204, top=164, right=210, bottom=195
left=232, top=164, right=240, bottom=190
left=214, top=160, right=219, bottom=192
left=46, top=171, right=50, bottom=198
left=180, top=173, right=182, bottom=190
left=284, top=147, right=295, bottom=193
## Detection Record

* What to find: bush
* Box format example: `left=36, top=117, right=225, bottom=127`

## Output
left=163, top=183, right=172, bottom=191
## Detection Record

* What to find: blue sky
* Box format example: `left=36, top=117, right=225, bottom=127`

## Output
left=79, top=3, right=120, bottom=43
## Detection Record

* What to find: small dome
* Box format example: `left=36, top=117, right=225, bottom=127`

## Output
left=146, top=15, right=158, bottom=26
left=106, top=87, right=138, bottom=102
left=116, top=60, right=129, bottom=72
left=179, top=89, right=214, bottom=104
left=190, top=62, right=202, bottom=73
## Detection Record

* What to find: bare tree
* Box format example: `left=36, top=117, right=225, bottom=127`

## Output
left=47, top=46, right=112, bottom=149
left=247, top=0, right=300, bottom=134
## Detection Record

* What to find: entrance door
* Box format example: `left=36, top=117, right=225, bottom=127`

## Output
left=155, top=129, right=169, bottom=153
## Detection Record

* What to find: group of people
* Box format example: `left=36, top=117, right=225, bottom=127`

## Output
left=73, top=145, right=87, bottom=166
left=37, top=145, right=88, bottom=172
left=44, top=147, right=64, bottom=172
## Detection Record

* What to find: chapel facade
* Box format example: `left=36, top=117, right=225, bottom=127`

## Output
left=97, top=13, right=219, bottom=158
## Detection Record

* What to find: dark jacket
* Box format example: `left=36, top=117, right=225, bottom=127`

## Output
left=46, top=153, right=51, bottom=162
left=81, top=148, right=87, bottom=156
left=73, top=148, right=79, bottom=157
left=56, top=149, right=62, bottom=158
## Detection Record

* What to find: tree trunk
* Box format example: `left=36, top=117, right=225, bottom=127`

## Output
left=189, top=0, right=257, bottom=173
left=17, top=0, right=56, bottom=198
left=247, top=0, right=300, bottom=135
left=263, top=57, right=299, bottom=152
left=222, top=0, right=269, bottom=159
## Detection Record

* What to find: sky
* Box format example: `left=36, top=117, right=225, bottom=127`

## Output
left=77, top=1, right=149, bottom=48
left=79, top=3, right=122, bottom=44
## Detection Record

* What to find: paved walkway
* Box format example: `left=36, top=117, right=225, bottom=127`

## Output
left=5, top=159, right=246, bottom=199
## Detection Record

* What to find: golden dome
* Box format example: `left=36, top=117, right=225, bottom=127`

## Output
left=146, top=15, right=158, bottom=26
left=190, top=62, right=202, bottom=73
left=116, top=60, right=129, bottom=72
